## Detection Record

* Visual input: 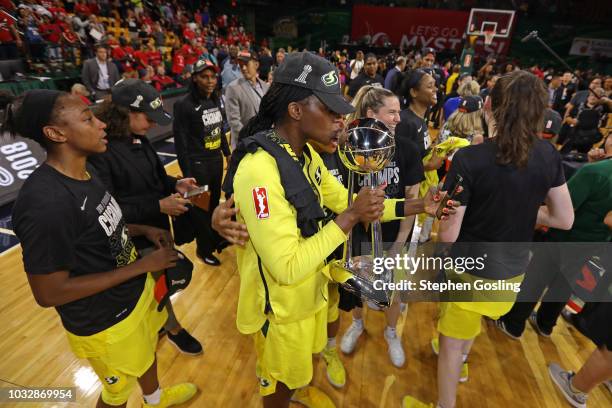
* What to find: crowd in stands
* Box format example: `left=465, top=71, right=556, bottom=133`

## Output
left=1, top=0, right=610, bottom=150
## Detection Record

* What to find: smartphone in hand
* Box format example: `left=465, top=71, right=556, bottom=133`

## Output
left=183, top=185, right=209, bottom=199
left=436, top=175, right=463, bottom=220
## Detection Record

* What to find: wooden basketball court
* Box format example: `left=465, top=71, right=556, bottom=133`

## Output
left=0, top=162, right=610, bottom=408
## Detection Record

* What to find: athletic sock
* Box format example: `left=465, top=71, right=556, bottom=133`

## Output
left=384, top=326, right=396, bottom=338
left=327, top=337, right=337, bottom=349
left=352, top=317, right=364, bottom=329
left=143, top=387, right=162, bottom=405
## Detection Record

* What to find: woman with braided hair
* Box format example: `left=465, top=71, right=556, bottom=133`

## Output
left=222, top=52, right=457, bottom=408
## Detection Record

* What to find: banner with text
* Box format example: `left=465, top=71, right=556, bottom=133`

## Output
left=0, top=136, right=46, bottom=206
left=569, top=37, right=612, bottom=58
left=351, top=5, right=514, bottom=55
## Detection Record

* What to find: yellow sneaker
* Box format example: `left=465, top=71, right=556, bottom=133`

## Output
left=321, top=346, right=346, bottom=388
left=142, top=383, right=197, bottom=408
left=290, top=386, right=336, bottom=408
left=402, top=395, right=434, bottom=408
left=431, top=337, right=468, bottom=383
left=459, top=362, right=469, bottom=383
left=431, top=337, right=439, bottom=355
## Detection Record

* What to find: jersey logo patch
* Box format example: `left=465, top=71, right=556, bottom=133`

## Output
left=252, top=187, right=270, bottom=219
left=314, top=166, right=322, bottom=184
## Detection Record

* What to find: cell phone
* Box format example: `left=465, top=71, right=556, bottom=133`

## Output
left=436, top=175, right=463, bottom=220
left=183, top=185, right=209, bottom=199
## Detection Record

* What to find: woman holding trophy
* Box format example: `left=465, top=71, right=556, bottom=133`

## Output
left=221, top=52, right=458, bottom=408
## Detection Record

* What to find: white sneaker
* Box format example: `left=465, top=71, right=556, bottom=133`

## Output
left=384, top=330, right=405, bottom=367
left=340, top=321, right=364, bottom=354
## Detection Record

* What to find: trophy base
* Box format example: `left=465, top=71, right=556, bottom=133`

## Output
left=330, top=257, right=393, bottom=309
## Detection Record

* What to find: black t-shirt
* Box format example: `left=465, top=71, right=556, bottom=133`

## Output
left=357, top=135, right=425, bottom=242
left=395, top=108, right=432, bottom=159
left=347, top=72, right=385, bottom=98
left=443, top=138, right=566, bottom=243
left=12, top=164, right=145, bottom=336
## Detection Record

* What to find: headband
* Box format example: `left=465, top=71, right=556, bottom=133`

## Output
left=14, top=89, right=62, bottom=142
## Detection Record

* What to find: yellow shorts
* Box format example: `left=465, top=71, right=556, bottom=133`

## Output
left=66, top=275, right=167, bottom=406
left=327, top=282, right=340, bottom=323
left=437, top=301, right=515, bottom=340
left=253, top=307, right=327, bottom=396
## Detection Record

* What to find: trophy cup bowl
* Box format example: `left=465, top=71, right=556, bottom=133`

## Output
left=333, top=118, right=396, bottom=308
left=338, top=118, right=396, bottom=175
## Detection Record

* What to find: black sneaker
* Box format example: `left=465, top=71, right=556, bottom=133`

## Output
left=495, top=319, right=521, bottom=340
left=528, top=311, right=552, bottom=338
left=197, top=251, right=221, bottom=266
left=167, top=329, right=203, bottom=356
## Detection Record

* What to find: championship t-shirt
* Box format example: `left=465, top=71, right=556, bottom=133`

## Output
left=355, top=135, right=425, bottom=243
left=396, top=108, right=431, bottom=158
left=13, top=164, right=145, bottom=336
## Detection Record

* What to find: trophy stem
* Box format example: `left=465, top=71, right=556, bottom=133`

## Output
left=370, top=175, right=384, bottom=260
left=343, top=170, right=356, bottom=264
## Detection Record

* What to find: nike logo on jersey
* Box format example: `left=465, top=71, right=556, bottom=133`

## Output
left=195, top=105, right=201, bottom=111
left=80, top=196, right=88, bottom=211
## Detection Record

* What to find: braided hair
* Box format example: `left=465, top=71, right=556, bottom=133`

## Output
left=237, top=82, right=313, bottom=142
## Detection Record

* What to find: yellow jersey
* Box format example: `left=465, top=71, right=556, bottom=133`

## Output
left=232, top=143, right=402, bottom=334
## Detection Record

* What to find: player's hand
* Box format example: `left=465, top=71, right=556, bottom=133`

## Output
left=350, top=184, right=386, bottom=223
left=159, top=193, right=190, bottom=216
left=212, top=195, right=249, bottom=246
left=140, top=247, right=179, bottom=271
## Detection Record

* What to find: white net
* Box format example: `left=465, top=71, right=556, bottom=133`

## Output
left=483, top=30, right=495, bottom=45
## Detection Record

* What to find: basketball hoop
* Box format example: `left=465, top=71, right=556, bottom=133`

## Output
left=483, top=30, right=495, bottom=46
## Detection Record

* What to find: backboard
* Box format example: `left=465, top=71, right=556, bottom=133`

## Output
left=466, top=8, right=516, bottom=38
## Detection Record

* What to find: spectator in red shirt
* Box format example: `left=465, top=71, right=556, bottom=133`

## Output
left=152, top=65, right=177, bottom=92
left=0, top=6, right=21, bottom=59
left=132, top=42, right=150, bottom=70
left=171, top=43, right=186, bottom=76
left=146, top=43, right=162, bottom=67
left=183, top=24, right=196, bottom=41
left=0, top=0, right=15, bottom=12
left=47, top=0, right=66, bottom=17
left=181, top=39, right=198, bottom=67
left=38, top=14, right=62, bottom=60
left=105, top=32, right=118, bottom=48
left=111, top=36, right=136, bottom=73
left=74, top=0, right=91, bottom=17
